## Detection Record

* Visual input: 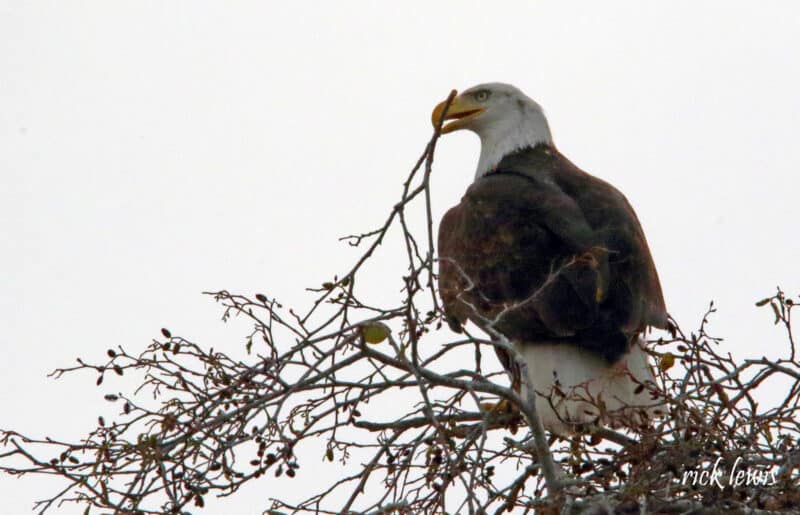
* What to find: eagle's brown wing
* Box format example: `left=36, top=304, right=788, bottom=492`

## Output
left=437, top=145, right=666, bottom=365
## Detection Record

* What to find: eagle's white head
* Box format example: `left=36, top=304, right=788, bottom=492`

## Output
left=432, top=83, right=553, bottom=178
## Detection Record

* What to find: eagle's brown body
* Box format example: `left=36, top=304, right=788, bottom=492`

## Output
left=434, top=83, right=667, bottom=433
left=439, top=143, right=666, bottom=368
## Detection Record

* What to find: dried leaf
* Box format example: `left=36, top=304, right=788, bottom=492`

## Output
left=360, top=322, right=390, bottom=344
left=659, top=352, right=676, bottom=371
left=770, top=302, right=781, bottom=324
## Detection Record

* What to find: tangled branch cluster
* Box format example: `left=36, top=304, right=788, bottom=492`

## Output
left=2, top=104, right=799, bottom=514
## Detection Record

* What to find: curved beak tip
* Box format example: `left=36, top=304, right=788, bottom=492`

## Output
left=431, top=103, right=446, bottom=128
left=431, top=90, right=459, bottom=128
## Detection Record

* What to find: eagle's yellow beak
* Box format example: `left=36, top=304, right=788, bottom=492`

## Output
left=431, top=92, right=486, bottom=134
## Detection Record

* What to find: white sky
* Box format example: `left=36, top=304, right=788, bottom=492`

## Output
left=2, top=1, right=799, bottom=513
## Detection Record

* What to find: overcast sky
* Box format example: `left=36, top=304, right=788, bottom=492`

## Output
left=2, top=1, right=799, bottom=513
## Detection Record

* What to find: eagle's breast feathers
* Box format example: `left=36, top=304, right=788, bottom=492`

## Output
left=438, top=145, right=666, bottom=364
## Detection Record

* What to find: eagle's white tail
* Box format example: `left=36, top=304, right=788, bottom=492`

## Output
left=515, top=339, right=662, bottom=435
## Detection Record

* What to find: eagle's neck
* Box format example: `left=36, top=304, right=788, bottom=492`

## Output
left=475, top=107, right=553, bottom=178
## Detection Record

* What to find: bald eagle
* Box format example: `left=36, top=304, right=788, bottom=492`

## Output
left=433, top=83, right=667, bottom=435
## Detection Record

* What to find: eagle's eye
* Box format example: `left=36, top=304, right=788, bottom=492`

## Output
left=473, top=89, right=491, bottom=102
